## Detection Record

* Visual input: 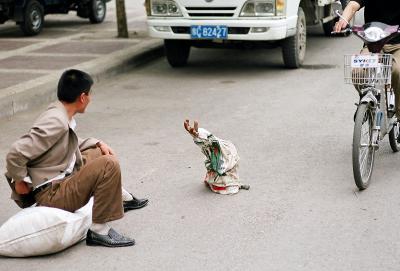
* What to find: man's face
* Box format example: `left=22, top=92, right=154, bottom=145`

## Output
left=78, top=91, right=91, bottom=113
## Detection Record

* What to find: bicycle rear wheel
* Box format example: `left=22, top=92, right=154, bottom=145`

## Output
left=389, top=120, right=400, bottom=152
left=353, top=103, right=375, bottom=190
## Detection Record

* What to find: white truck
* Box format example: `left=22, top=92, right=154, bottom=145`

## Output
left=144, top=0, right=341, bottom=68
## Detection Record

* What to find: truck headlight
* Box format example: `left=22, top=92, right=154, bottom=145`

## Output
left=276, top=0, right=285, bottom=16
left=150, top=0, right=182, bottom=17
left=240, top=0, right=285, bottom=17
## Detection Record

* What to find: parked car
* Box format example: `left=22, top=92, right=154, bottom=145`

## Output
left=145, top=0, right=342, bottom=68
left=0, top=0, right=109, bottom=36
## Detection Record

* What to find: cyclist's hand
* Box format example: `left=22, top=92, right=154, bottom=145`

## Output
left=333, top=18, right=349, bottom=33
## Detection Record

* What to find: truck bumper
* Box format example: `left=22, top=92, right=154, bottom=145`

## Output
left=147, top=16, right=298, bottom=41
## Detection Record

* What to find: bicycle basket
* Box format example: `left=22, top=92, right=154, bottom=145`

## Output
left=344, top=54, right=392, bottom=85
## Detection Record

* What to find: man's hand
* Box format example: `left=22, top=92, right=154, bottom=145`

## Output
left=184, top=119, right=199, bottom=137
left=15, top=180, right=31, bottom=195
left=333, top=1, right=360, bottom=33
left=97, top=141, right=115, bottom=155
left=334, top=18, right=349, bottom=33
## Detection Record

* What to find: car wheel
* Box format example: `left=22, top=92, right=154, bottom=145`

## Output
left=20, top=0, right=44, bottom=36
left=89, top=0, right=106, bottom=24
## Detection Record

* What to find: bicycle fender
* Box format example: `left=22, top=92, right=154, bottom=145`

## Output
left=360, top=91, right=377, bottom=106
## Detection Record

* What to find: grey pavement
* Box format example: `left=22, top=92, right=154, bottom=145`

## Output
left=1, top=21, right=400, bottom=270
left=2, top=8, right=398, bottom=271
left=0, top=0, right=163, bottom=119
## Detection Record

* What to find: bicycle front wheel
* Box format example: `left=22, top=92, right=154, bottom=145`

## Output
left=353, top=103, right=375, bottom=190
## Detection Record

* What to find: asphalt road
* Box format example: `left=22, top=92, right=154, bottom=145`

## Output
left=1, top=25, right=400, bottom=270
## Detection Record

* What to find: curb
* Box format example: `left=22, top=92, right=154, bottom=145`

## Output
left=0, top=39, right=164, bottom=120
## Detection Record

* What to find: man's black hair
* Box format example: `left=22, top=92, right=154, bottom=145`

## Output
left=57, top=69, right=93, bottom=103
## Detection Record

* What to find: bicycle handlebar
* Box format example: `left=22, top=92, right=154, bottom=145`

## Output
left=331, top=27, right=352, bottom=35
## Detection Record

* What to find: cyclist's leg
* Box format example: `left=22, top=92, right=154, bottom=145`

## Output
left=383, top=45, right=400, bottom=118
left=392, top=49, right=400, bottom=118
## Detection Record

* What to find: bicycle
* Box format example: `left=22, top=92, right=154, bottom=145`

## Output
left=336, top=16, right=400, bottom=190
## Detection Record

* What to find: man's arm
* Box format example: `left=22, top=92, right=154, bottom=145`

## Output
left=78, top=137, right=99, bottom=151
left=334, top=1, right=362, bottom=32
left=78, top=137, right=115, bottom=155
left=6, top=113, right=68, bottom=184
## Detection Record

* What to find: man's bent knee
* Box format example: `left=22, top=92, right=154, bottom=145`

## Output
left=101, top=155, right=121, bottom=172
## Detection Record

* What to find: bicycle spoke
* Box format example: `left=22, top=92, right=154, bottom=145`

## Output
left=359, top=112, right=372, bottom=180
left=361, top=121, right=370, bottom=144
left=360, top=124, right=371, bottom=149
left=359, top=145, right=368, bottom=161
left=360, top=148, right=370, bottom=178
left=360, top=147, right=369, bottom=171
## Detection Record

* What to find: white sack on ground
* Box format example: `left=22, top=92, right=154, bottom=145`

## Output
left=0, top=198, right=93, bottom=257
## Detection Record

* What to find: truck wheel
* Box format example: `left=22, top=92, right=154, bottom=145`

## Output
left=0, top=15, right=8, bottom=24
left=164, top=40, right=191, bottom=68
left=282, top=7, right=306, bottom=69
left=77, top=5, right=89, bottom=19
left=20, top=0, right=44, bottom=36
left=322, top=17, right=337, bottom=37
left=89, top=0, right=106, bottom=24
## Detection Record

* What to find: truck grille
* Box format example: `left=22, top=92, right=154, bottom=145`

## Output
left=185, top=7, right=236, bottom=17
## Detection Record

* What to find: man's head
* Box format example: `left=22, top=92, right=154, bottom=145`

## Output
left=57, top=69, right=93, bottom=113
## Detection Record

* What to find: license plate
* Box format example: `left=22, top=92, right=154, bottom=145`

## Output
left=190, top=25, right=228, bottom=39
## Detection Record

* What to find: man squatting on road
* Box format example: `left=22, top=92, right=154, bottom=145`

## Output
left=5, top=69, right=148, bottom=247
left=334, top=0, right=400, bottom=117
